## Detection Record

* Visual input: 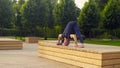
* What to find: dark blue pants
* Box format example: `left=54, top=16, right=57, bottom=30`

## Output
left=73, top=22, right=83, bottom=43
left=62, top=21, right=83, bottom=43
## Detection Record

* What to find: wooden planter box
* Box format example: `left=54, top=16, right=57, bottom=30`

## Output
left=38, top=41, right=120, bottom=68
left=0, top=38, right=23, bottom=50
left=25, top=37, right=39, bottom=43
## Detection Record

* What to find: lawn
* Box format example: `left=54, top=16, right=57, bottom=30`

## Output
left=47, top=38, right=120, bottom=47
left=84, top=39, right=120, bottom=46
left=16, top=37, right=120, bottom=47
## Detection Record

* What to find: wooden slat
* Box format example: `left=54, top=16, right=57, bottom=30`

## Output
left=38, top=49, right=102, bottom=66
left=39, top=45, right=102, bottom=60
left=38, top=53, right=101, bottom=68
left=0, top=46, right=22, bottom=50
left=102, top=66, right=113, bottom=68
left=0, top=42, right=22, bottom=45
left=0, top=39, right=22, bottom=50
left=102, top=53, right=120, bottom=60
left=0, top=45, right=22, bottom=47
left=114, top=65, right=120, bottom=68
left=102, top=59, right=120, bottom=66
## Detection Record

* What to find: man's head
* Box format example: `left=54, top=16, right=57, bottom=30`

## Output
left=63, top=38, right=70, bottom=46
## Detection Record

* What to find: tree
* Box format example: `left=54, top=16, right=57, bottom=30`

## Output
left=12, top=0, right=26, bottom=37
left=78, top=0, right=100, bottom=38
left=102, top=0, right=120, bottom=39
left=46, top=0, right=58, bottom=28
left=21, top=0, right=50, bottom=37
left=18, top=0, right=25, bottom=6
left=95, top=0, right=109, bottom=11
left=53, top=0, right=77, bottom=30
left=12, top=0, right=17, bottom=4
left=76, top=7, right=81, bottom=17
left=0, top=0, right=14, bottom=29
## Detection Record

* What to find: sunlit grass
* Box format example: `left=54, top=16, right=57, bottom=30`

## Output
left=84, top=39, right=120, bottom=46
left=15, top=37, right=120, bottom=46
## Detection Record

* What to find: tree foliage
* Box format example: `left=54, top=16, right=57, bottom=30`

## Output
left=78, top=1, right=100, bottom=38
left=18, top=0, right=25, bottom=6
left=46, top=0, right=58, bottom=28
left=102, top=0, right=120, bottom=30
left=21, top=0, right=50, bottom=36
left=0, top=0, right=14, bottom=28
left=53, top=0, right=77, bottom=30
left=95, top=0, right=109, bottom=11
left=102, top=0, right=120, bottom=38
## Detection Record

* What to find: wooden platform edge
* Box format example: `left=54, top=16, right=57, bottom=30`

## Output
left=38, top=40, right=120, bottom=68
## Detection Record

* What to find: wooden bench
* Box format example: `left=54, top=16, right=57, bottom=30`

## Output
left=0, top=38, right=23, bottom=50
left=38, top=40, right=120, bottom=68
left=25, top=37, right=39, bottom=43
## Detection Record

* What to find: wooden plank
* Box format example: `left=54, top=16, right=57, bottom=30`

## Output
left=102, top=53, right=120, bottom=60
left=38, top=49, right=102, bottom=66
left=102, top=66, right=113, bottom=68
left=39, top=45, right=102, bottom=60
left=0, top=42, right=22, bottom=45
left=102, top=59, right=120, bottom=66
left=38, top=53, right=101, bottom=68
left=0, top=44, right=22, bottom=47
left=0, top=39, right=22, bottom=50
left=39, top=41, right=103, bottom=53
left=0, top=46, right=22, bottom=50
left=114, top=65, right=120, bottom=68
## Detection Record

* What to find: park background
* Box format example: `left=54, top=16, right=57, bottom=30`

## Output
left=0, top=0, right=120, bottom=46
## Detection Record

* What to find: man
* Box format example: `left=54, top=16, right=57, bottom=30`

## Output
left=57, top=21, right=84, bottom=48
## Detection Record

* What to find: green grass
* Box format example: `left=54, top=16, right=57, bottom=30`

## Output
left=15, top=36, right=120, bottom=47
left=40, top=38, right=57, bottom=40
left=15, top=37, right=25, bottom=41
left=46, top=38, right=120, bottom=46
left=84, top=39, right=120, bottom=46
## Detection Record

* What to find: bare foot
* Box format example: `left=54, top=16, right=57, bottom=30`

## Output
left=80, top=45, right=84, bottom=48
left=80, top=44, right=84, bottom=48
left=74, top=44, right=84, bottom=48
left=56, top=42, right=62, bottom=45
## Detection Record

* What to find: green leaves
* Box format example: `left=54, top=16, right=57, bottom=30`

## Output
left=102, top=0, right=120, bottom=30
left=53, top=0, right=77, bottom=29
left=78, top=1, right=100, bottom=38
left=0, top=0, right=14, bottom=28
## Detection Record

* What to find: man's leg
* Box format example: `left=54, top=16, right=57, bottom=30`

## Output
left=73, top=23, right=84, bottom=47
left=70, top=34, right=78, bottom=47
left=57, top=34, right=62, bottom=45
left=70, top=34, right=84, bottom=47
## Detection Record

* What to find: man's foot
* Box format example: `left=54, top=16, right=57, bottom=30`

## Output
left=80, top=43, right=84, bottom=48
left=80, top=45, right=84, bottom=48
left=74, top=45, right=84, bottom=48
left=56, top=42, right=62, bottom=45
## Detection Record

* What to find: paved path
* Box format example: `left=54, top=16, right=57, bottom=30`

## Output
left=0, top=43, right=78, bottom=68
